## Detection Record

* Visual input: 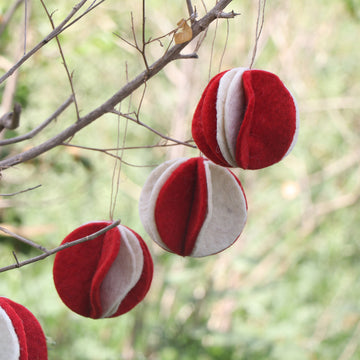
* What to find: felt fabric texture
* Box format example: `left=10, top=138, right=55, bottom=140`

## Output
left=216, top=67, right=246, bottom=166
left=155, top=157, right=208, bottom=256
left=53, top=222, right=153, bottom=319
left=0, top=297, right=48, bottom=360
left=139, top=157, right=247, bottom=257
left=100, top=226, right=143, bottom=318
left=190, top=160, right=247, bottom=256
left=139, top=158, right=188, bottom=253
left=0, top=304, right=20, bottom=360
left=192, top=68, right=299, bottom=169
left=192, top=71, right=230, bottom=167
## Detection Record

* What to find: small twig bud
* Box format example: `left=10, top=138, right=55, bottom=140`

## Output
left=0, top=103, right=22, bottom=132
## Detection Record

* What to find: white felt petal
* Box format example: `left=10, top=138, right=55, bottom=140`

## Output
left=191, top=161, right=247, bottom=257
left=224, top=67, right=248, bottom=164
left=283, top=91, right=300, bottom=158
left=139, top=158, right=187, bottom=252
left=100, top=225, right=144, bottom=318
left=0, top=306, right=20, bottom=360
left=216, top=68, right=240, bottom=166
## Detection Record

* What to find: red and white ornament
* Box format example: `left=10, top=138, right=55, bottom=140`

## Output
left=0, top=297, right=47, bottom=360
left=192, top=68, right=299, bottom=169
left=53, top=222, right=153, bottom=319
left=139, top=157, right=247, bottom=257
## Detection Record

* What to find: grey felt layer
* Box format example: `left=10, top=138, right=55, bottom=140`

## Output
left=191, top=160, right=247, bottom=257
left=0, top=306, right=20, bottom=360
left=139, top=158, right=188, bottom=253
left=139, top=158, right=247, bottom=257
left=216, top=68, right=239, bottom=166
left=216, top=67, right=248, bottom=167
left=224, top=67, right=248, bottom=162
left=100, top=225, right=144, bottom=318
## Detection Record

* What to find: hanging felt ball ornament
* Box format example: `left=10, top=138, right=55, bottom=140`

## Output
left=192, top=67, right=299, bottom=170
left=53, top=222, right=153, bottom=319
left=139, top=157, right=247, bottom=257
left=0, top=297, right=48, bottom=360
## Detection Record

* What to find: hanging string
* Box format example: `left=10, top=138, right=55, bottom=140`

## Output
left=109, top=64, right=132, bottom=221
left=208, top=16, right=219, bottom=81
left=109, top=105, right=130, bottom=221
left=218, top=18, right=230, bottom=73
left=249, top=0, right=267, bottom=69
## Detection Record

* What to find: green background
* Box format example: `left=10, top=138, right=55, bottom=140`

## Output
left=1, top=0, right=360, bottom=359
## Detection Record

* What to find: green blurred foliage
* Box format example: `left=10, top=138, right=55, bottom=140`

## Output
left=1, top=0, right=360, bottom=359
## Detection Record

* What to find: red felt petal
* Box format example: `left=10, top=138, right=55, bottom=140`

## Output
left=0, top=298, right=27, bottom=359
left=154, top=157, right=208, bottom=256
left=192, top=71, right=230, bottom=166
left=2, top=298, right=47, bottom=360
left=111, top=228, right=153, bottom=317
left=236, top=70, right=297, bottom=169
left=89, top=228, right=121, bottom=319
left=53, top=222, right=116, bottom=318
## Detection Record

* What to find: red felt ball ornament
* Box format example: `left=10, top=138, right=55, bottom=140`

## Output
left=53, top=222, right=153, bottom=319
left=139, top=157, right=247, bottom=257
left=0, top=297, right=48, bottom=360
left=192, top=68, right=299, bottom=169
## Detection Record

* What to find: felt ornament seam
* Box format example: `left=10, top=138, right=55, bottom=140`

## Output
left=139, top=157, right=247, bottom=257
left=192, top=67, right=299, bottom=170
left=53, top=222, right=153, bottom=319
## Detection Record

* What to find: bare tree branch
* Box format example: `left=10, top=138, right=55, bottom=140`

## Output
left=0, top=0, right=235, bottom=170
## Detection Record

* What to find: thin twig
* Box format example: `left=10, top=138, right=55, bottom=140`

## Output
left=12, top=251, right=20, bottom=267
left=62, top=140, right=194, bottom=153
left=186, top=0, right=195, bottom=22
left=136, top=82, right=147, bottom=117
left=0, top=220, right=121, bottom=273
left=111, top=110, right=197, bottom=148
left=39, top=0, right=80, bottom=121
left=174, top=52, right=198, bottom=60
left=218, top=11, right=240, bottom=18
left=0, top=226, right=48, bottom=253
left=0, top=184, right=42, bottom=196
left=142, top=0, right=150, bottom=71
left=61, top=142, right=158, bottom=167
left=0, top=95, right=74, bottom=146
